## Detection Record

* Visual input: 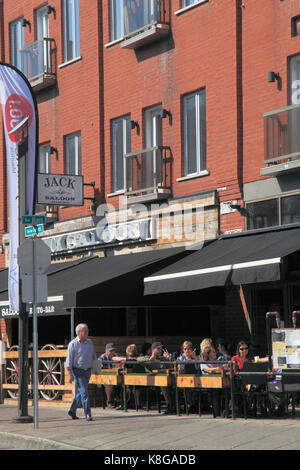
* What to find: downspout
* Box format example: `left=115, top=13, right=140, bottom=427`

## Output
left=236, top=0, right=244, bottom=202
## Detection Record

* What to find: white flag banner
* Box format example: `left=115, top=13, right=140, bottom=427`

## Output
left=0, top=62, right=38, bottom=312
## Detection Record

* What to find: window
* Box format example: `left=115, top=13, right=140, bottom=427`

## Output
left=112, top=116, right=131, bottom=192
left=65, top=132, right=81, bottom=175
left=110, top=0, right=123, bottom=41
left=292, top=16, right=300, bottom=37
left=10, top=18, right=24, bottom=69
left=246, top=199, right=279, bottom=230
left=62, top=0, right=80, bottom=62
left=290, top=55, right=300, bottom=104
left=110, top=0, right=161, bottom=41
left=246, top=194, right=300, bottom=230
left=281, top=194, right=300, bottom=225
left=35, top=6, right=50, bottom=74
left=39, top=143, right=51, bottom=174
left=183, top=89, right=206, bottom=176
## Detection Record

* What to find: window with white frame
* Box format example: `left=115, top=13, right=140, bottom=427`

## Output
left=183, top=89, right=207, bottom=176
left=10, top=18, right=24, bottom=69
left=39, top=143, right=51, bottom=174
left=62, top=0, right=80, bottom=62
left=112, top=115, right=131, bottom=192
left=65, top=132, right=81, bottom=175
left=110, top=0, right=159, bottom=41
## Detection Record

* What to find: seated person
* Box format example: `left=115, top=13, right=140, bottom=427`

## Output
left=199, top=338, right=214, bottom=360
left=125, top=344, right=141, bottom=408
left=177, top=340, right=199, bottom=412
left=177, top=341, right=199, bottom=374
left=200, top=346, right=222, bottom=416
left=126, top=344, right=138, bottom=363
left=216, top=338, right=231, bottom=362
left=201, top=346, right=222, bottom=374
left=231, top=341, right=253, bottom=371
left=231, top=340, right=269, bottom=372
left=138, top=341, right=172, bottom=413
left=98, top=343, right=122, bottom=408
left=140, top=342, right=152, bottom=357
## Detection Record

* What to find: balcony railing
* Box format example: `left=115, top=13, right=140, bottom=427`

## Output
left=120, top=0, right=170, bottom=49
left=262, top=103, right=300, bottom=176
left=124, top=146, right=172, bottom=203
left=20, top=38, right=56, bottom=91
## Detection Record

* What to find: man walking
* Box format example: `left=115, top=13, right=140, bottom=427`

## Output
left=66, top=323, right=96, bottom=421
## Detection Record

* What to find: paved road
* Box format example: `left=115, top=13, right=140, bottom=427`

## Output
left=1, top=404, right=300, bottom=451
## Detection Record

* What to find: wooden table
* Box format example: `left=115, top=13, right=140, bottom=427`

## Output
left=90, top=369, right=123, bottom=386
left=124, top=371, right=175, bottom=412
left=176, top=372, right=231, bottom=418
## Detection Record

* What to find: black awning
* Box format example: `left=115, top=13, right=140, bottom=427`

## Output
left=47, top=246, right=188, bottom=297
left=0, top=246, right=189, bottom=316
left=144, top=226, right=300, bottom=295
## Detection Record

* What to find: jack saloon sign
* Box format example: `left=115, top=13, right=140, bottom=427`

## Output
left=37, top=173, right=84, bottom=206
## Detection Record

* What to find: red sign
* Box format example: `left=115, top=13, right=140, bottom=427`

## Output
left=5, top=93, right=33, bottom=142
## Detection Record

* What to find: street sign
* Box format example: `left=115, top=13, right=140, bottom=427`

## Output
left=21, top=274, right=48, bottom=303
left=18, top=238, right=51, bottom=276
left=25, top=224, right=44, bottom=237
left=22, top=215, right=46, bottom=225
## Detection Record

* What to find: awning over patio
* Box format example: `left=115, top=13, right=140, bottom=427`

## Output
left=144, top=226, right=300, bottom=296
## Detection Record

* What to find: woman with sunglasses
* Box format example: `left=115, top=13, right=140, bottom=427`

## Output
left=177, top=341, right=199, bottom=374
left=231, top=341, right=253, bottom=371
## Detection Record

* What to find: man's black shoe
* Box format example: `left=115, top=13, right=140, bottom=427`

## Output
left=86, top=415, right=93, bottom=421
left=68, top=411, right=79, bottom=420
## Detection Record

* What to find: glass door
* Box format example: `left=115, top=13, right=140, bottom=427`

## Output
left=36, top=6, right=50, bottom=73
left=144, top=106, right=163, bottom=191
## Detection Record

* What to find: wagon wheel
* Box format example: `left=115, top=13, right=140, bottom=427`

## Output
left=38, top=344, right=64, bottom=401
left=5, top=345, right=19, bottom=399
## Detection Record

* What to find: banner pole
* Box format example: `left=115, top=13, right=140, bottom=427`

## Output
left=13, top=128, right=33, bottom=424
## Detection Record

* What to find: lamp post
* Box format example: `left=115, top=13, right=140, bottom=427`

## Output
left=10, top=116, right=33, bottom=423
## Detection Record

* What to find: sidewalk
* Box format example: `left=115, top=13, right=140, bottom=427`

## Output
left=1, top=404, right=300, bottom=450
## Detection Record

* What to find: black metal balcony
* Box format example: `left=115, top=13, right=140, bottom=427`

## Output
left=120, top=0, right=170, bottom=49
left=262, top=103, right=300, bottom=176
left=124, top=146, right=172, bottom=203
left=20, top=38, right=56, bottom=91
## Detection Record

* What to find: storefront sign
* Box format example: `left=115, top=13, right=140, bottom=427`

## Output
left=42, top=217, right=156, bottom=254
left=0, top=296, right=65, bottom=318
left=37, top=173, right=84, bottom=206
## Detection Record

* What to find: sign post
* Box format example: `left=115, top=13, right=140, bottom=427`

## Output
left=18, top=237, right=50, bottom=429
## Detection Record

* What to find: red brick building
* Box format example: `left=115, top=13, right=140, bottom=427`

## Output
left=0, top=0, right=300, bottom=353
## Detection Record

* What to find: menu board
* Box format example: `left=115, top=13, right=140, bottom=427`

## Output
left=272, top=329, right=300, bottom=369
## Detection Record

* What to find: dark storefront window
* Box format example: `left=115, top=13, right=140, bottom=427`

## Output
left=281, top=194, right=300, bottom=225
left=246, top=198, right=279, bottom=230
left=247, top=194, right=300, bottom=230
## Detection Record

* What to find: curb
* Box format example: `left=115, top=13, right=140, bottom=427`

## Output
left=0, top=431, right=87, bottom=450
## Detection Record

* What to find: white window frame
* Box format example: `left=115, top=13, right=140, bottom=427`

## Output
left=112, top=115, right=131, bottom=192
left=183, top=89, right=206, bottom=177
left=62, top=0, right=80, bottom=63
left=10, top=18, right=24, bottom=69
left=65, top=132, right=81, bottom=175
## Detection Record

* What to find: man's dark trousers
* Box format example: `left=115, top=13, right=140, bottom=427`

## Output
left=70, top=367, right=92, bottom=417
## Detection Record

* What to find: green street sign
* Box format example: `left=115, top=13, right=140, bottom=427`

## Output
left=25, top=224, right=44, bottom=237
left=22, top=215, right=46, bottom=225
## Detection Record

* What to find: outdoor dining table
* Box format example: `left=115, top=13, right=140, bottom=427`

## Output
left=176, top=370, right=231, bottom=418
left=124, top=369, right=175, bottom=412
